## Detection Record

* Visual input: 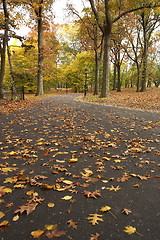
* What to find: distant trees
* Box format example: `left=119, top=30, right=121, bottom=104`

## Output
left=1, top=0, right=160, bottom=99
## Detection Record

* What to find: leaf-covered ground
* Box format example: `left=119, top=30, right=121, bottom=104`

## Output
left=0, top=88, right=159, bottom=116
left=81, top=88, right=160, bottom=112
left=0, top=94, right=159, bottom=240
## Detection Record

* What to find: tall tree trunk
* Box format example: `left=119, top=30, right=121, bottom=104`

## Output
left=136, top=63, right=140, bottom=92
left=100, top=29, right=111, bottom=98
left=7, top=44, right=17, bottom=97
left=94, top=48, right=100, bottom=95
left=36, top=1, right=44, bottom=96
left=0, top=0, right=9, bottom=99
left=113, top=63, right=116, bottom=90
left=140, top=12, right=147, bottom=92
left=117, top=43, right=121, bottom=92
left=117, top=63, right=121, bottom=92
left=140, top=40, right=147, bottom=92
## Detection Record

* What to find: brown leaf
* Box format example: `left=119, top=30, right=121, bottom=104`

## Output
left=90, top=233, right=100, bottom=240
left=67, top=219, right=78, bottom=229
left=45, top=228, right=66, bottom=238
left=82, top=190, right=101, bottom=199
left=117, top=173, right=131, bottom=182
left=14, top=203, right=38, bottom=215
left=122, top=208, right=132, bottom=215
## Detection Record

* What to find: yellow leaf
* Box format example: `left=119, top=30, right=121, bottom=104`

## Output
left=102, top=157, right=111, bottom=161
left=130, top=174, right=137, bottom=177
left=114, top=160, right=121, bottom=163
left=44, top=224, right=55, bottom=231
left=87, top=213, right=103, bottom=225
left=100, top=206, right=111, bottom=212
left=124, top=226, right=136, bottom=235
left=57, top=188, right=67, bottom=192
left=69, top=158, right=78, bottom=163
left=56, top=183, right=61, bottom=189
left=61, top=196, right=72, bottom=200
left=3, top=177, right=17, bottom=183
left=0, top=220, right=10, bottom=227
left=13, top=215, right=19, bottom=222
left=14, top=184, right=24, bottom=188
left=104, top=132, right=110, bottom=138
left=26, top=190, right=35, bottom=196
left=102, top=180, right=108, bottom=183
left=0, top=212, right=5, bottom=219
left=31, top=230, right=44, bottom=238
left=47, top=202, right=55, bottom=208
left=63, top=180, right=73, bottom=185
left=4, top=188, right=12, bottom=193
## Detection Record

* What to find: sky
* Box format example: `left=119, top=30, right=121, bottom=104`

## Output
left=53, top=0, right=85, bottom=24
left=9, top=0, right=88, bottom=45
left=17, top=0, right=86, bottom=37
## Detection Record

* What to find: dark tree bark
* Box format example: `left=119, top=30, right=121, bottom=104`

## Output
left=35, top=0, right=44, bottom=96
left=7, top=44, right=17, bottom=97
left=113, top=63, right=117, bottom=90
left=0, top=0, right=9, bottom=99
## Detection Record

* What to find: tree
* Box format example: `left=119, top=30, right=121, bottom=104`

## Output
left=139, top=10, right=160, bottom=91
left=88, top=0, right=160, bottom=97
left=15, top=0, right=54, bottom=95
left=0, top=0, right=9, bottom=99
left=69, top=5, right=103, bottom=95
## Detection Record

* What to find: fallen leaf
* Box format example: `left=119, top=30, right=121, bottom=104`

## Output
left=47, top=202, right=55, bottom=208
left=15, top=203, right=38, bottom=215
left=44, top=224, right=55, bottom=231
left=106, top=185, right=121, bottom=192
left=87, top=213, right=103, bottom=225
left=67, top=219, right=78, bottom=229
left=45, top=228, right=66, bottom=238
left=0, top=212, right=5, bottom=219
left=90, top=233, right=100, bottom=240
left=82, top=190, right=101, bottom=199
left=61, top=196, right=72, bottom=200
left=0, top=220, right=10, bottom=231
left=69, top=158, right=78, bottom=163
left=31, top=230, right=44, bottom=238
left=100, top=206, right=111, bottom=212
left=122, top=208, right=132, bottom=215
left=12, top=215, right=19, bottom=222
left=63, top=180, right=73, bottom=185
left=123, top=226, right=136, bottom=235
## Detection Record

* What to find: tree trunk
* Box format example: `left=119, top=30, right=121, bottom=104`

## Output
left=117, top=43, right=121, bottom=92
left=140, top=42, right=147, bottom=92
left=36, top=1, right=44, bottom=96
left=100, top=29, right=111, bottom=98
left=0, top=0, right=9, bottom=99
left=113, top=63, right=116, bottom=90
left=117, top=63, right=121, bottom=92
left=136, top=63, right=140, bottom=92
left=94, top=49, right=100, bottom=95
left=140, top=13, right=147, bottom=92
left=7, top=44, right=17, bottom=97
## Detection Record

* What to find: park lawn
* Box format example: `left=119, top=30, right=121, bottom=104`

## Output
left=82, top=87, right=160, bottom=112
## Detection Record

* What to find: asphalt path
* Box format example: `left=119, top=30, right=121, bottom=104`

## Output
left=0, top=94, right=159, bottom=240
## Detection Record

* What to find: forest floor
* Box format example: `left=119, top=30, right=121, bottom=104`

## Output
left=81, top=87, right=160, bottom=112
left=0, top=88, right=159, bottom=115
